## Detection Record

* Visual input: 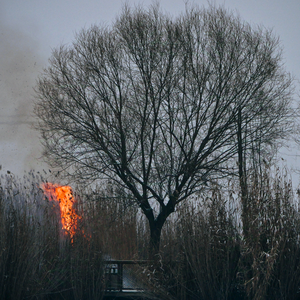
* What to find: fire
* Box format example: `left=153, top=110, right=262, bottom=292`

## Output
left=41, top=183, right=81, bottom=241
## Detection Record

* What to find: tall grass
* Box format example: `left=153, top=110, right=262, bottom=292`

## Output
left=0, top=172, right=106, bottom=299
left=76, top=182, right=139, bottom=260
left=140, top=170, right=300, bottom=300
left=0, top=172, right=50, bottom=300
left=240, top=170, right=300, bottom=300
left=1, top=169, right=300, bottom=299
left=142, top=188, right=241, bottom=300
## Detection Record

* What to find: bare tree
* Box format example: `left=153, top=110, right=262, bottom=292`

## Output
left=34, top=4, right=294, bottom=255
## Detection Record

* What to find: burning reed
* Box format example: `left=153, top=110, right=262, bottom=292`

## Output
left=0, top=172, right=105, bottom=300
left=41, top=183, right=82, bottom=242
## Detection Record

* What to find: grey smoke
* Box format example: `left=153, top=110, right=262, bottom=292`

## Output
left=0, top=19, right=48, bottom=174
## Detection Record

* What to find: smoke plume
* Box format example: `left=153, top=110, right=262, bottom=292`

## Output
left=0, top=19, right=48, bottom=175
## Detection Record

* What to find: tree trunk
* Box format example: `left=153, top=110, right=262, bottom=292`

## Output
left=237, top=108, right=249, bottom=238
left=143, top=199, right=175, bottom=259
left=148, top=220, right=163, bottom=260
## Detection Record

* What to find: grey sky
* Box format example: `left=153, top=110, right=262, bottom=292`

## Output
left=0, top=0, right=299, bottom=179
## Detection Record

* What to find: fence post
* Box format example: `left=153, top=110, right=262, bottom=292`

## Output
left=118, top=261, right=123, bottom=291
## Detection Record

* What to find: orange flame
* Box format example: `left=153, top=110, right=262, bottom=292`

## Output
left=41, top=183, right=81, bottom=241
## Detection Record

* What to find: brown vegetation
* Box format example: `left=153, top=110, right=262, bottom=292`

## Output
left=1, top=168, right=300, bottom=299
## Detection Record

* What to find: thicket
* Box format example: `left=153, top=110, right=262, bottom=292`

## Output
left=1, top=169, right=300, bottom=299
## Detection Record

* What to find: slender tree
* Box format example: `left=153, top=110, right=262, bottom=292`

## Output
left=35, top=4, right=294, bottom=255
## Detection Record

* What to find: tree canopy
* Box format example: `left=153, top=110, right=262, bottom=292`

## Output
left=35, top=4, right=294, bottom=254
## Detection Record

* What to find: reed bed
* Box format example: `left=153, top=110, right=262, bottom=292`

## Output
left=143, top=171, right=300, bottom=300
left=1, top=169, right=300, bottom=299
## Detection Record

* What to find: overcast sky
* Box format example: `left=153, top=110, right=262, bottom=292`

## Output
left=1, top=0, right=300, bottom=182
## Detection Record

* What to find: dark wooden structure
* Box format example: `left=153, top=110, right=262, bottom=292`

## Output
left=103, top=260, right=157, bottom=299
